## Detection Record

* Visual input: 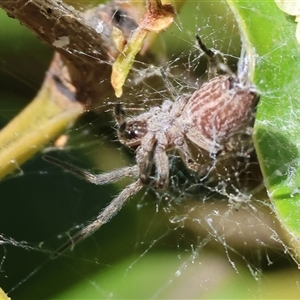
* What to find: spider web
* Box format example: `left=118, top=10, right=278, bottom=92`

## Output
left=0, top=0, right=300, bottom=299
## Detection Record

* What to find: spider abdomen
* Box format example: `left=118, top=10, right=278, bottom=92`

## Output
left=182, top=74, right=259, bottom=153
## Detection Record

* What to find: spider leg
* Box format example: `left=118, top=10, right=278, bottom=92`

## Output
left=196, top=35, right=215, bottom=60
left=114, top=103, right=126, bottom=125
left=89, top=165, right=139, bottom=185
left=136, top=132, right=156, bottom=184
left=44, top=155, right=139, bottom=185
left=175, top=140, right=200, bottom=172
left=53, top=179, right=143, bottom=257
left=177, top=143, right=213, bottom=177
left=196, top=35, right=218, bottom=79
left=185, top=128, right=222, bottom=155
left=153, top=133, right=169, bottom=188
left=196, top=35, right=233, bottom=79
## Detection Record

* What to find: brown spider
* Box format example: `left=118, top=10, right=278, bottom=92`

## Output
left=46, top=36, right=259, bottom=257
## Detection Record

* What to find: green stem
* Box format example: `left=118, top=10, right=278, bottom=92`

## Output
left=0, top=71, right=83, bottom=181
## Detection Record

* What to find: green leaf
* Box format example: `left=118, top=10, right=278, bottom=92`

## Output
left=228, top=0, right=300, bottom=261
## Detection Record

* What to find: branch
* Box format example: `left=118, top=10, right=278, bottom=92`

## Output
left=0, top=0, right=110, bottom=65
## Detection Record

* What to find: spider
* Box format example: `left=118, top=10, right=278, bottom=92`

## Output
left=46, top=36, right=259, bottom=257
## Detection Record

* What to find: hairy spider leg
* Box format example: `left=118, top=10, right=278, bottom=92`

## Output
left=53, top=180, right=143, bottom=257
left=135, top=132, right=157, bottom=184
left=196, top=35, right=233, bottom=79
left=44, top=155, right=139, bottom=185
left=153, top=132, right=170, bottom=188
left=114, top=103, right=126, bottom=125
left=196, top=35, right=218, bottom=79
left=174, top=137, right=206, bottom=174
left=44, top=156, right=141, bottom=256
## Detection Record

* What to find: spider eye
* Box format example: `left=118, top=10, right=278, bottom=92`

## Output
left=118, top=121, right=147, bottom=146
left=124, top=121, right=147, bottom=140
left=125, top=128, right=138, bottom=139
